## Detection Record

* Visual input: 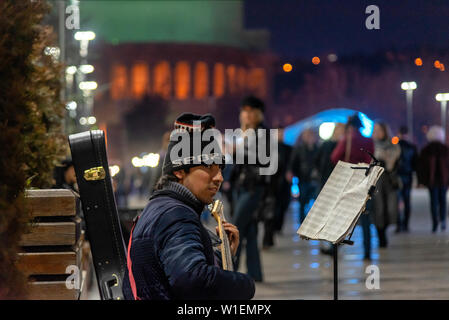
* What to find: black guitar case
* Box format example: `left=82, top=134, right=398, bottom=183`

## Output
left=69, top=130, right=126, bottom=300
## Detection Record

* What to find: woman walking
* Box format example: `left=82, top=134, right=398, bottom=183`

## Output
left=372, top=122, right=401, bottom=248
left=417, top=126, right=449, bottom=232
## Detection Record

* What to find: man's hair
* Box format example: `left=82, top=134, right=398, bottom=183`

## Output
left=153, top=168, right=190, bottom=191
left=346, top=114, right=363, bottom=129
left=241, top=96, right=265, bottom=113
left=154, top=173, right=179, bottom=191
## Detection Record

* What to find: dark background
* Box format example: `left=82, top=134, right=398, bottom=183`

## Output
left=245, top=0, right=449, bottom=59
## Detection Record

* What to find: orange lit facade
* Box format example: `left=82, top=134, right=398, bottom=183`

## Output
left=99, top=44, right=274, bottom=103
left=92, top=42, right=276, bottom=161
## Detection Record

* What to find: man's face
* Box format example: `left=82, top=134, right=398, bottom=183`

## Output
left=175, top=164, right=223, bottom=204
left=239, top=105, right=260, bottom=129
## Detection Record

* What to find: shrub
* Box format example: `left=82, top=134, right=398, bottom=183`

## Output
left=0, top=0, right=65, bottom=298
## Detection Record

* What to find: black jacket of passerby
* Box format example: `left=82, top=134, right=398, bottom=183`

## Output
left=274, top=141, right=293, bottom=187
left=289, top=143, right=319, bottom=183
left=397, top=139, right=418, bottom=185
left=230, top=123, right=274, bottom=222
left=316, top=140, right=338, bottom=189
left=230, top=123, right=272, bottom=192
left=418, top=142, right=449, bottom=188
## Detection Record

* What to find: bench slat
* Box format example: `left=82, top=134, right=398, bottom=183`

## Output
left=26, top=189, right=76, bottom=217
left=17, top=251, right=79, bottom=275
left=27, top=281, right=80, bottom=300
left=20, top=221, right=79, bottom=246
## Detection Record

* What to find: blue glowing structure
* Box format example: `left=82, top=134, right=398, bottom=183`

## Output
left=283, top=108, right=374, bottom=146
left=291, top=176, right=300, bottom=198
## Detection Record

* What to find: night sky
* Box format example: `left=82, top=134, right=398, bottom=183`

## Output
left=244, top=0, right=449, bottom=59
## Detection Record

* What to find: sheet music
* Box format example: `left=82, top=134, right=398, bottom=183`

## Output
left=297, top=161, right=384, bottom=243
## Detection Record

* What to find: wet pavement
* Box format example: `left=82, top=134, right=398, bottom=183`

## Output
left=86, top=188, right=449, bottom=300
left=248, top=188, right=449, bottom=299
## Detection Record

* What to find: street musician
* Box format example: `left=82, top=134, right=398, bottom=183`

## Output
left=122, top=113, right=255, bottom=300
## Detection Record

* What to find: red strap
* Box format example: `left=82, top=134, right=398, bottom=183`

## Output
left=127, top=219, right=141, bottom=300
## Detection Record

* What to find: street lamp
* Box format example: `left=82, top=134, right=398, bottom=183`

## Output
left=74, top=31, right=95, bottom=58
left=74, top=31, right=96, bottom=41
left=73, top=32, right=96, bottom=131
left=435, top=93, right=449, bottom=142
left=401, top=81, right=417, bottom=141
left=79, top=64, right=94, bottom=74
left=79, top=81, right=98, bottom=91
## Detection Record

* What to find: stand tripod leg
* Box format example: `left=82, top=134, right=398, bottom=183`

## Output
left=333, top=243, right=338, bottom=300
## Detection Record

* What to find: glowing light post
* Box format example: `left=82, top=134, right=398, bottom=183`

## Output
left=74, top=31, right=96, bottom=130
left=74, top=31, right=96, bottom=58
left=436, top=93, right=449, bottom=142
left=74, top=31, right=96, bottom=92
left=401, top=81, right=417, bottom=142
left=79, top=81, right=97, bottom=125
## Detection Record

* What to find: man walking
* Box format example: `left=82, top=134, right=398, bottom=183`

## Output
left=396, top=126, right=418, bottom=232
left=230, top=96, right=271, bottom=282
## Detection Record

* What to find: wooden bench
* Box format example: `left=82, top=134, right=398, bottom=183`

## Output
left=17, top=189, right=85, bottom=300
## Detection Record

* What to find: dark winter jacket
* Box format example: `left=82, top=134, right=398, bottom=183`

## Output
left=289, top=143, right=319, bottom=183
left=397, top=139, right=418, bottom=185
left=230, top=123, right=272, bottom=191
left=331, top=130, right=374, bottom=165
left=316, top=140, right=337, bottom=189
left=122, top=182, right=255, bottom=300
left=418, top=142, right=449, bottom=188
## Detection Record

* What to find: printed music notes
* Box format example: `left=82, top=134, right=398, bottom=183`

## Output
left=297, top=161, right=384, bottom=244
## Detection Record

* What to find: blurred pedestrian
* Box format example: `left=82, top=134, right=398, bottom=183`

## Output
left=230, top=96, right=271, bottom=282
left=219, top=140, right=235, bottom=221
left=113, top=167, right=129, bottom=208
left=417, top=126, right=449, bottom=232
left=317, top=123, right=345, bottom=190
left=331, top=115, right=374, bottom=260
left=396, top=125, right=418, bottom=232
left=53, top=158, right=77, bottom=192
left=372, top=121, right=401, bottom=248
left=273, top=127, right=293, bottom=234
left=287, top=128, right=319, bottom=224
left=262, top=126, right=292, bottom=248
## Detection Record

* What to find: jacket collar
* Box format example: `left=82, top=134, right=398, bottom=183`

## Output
left=150, top=182, right=205, bottom=215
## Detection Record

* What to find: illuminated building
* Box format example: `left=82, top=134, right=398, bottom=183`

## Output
left=82, top=1, right=276, bottom=161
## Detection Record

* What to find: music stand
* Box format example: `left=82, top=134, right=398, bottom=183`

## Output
left=298, top=150, right=382, bottom=300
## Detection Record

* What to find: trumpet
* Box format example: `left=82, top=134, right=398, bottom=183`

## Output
left=209, top=200, right=234, bottom=271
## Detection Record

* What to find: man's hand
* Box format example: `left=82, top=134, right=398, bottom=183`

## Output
left=216, top=222, right=240, bottom=256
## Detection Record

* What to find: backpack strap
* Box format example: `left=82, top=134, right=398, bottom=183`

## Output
left=127, top=215, right=141, bottom=300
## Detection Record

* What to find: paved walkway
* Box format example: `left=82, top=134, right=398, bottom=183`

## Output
left=247, top=188, right=449, bottom=299
left=86, top=188, right=449, bottom=299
